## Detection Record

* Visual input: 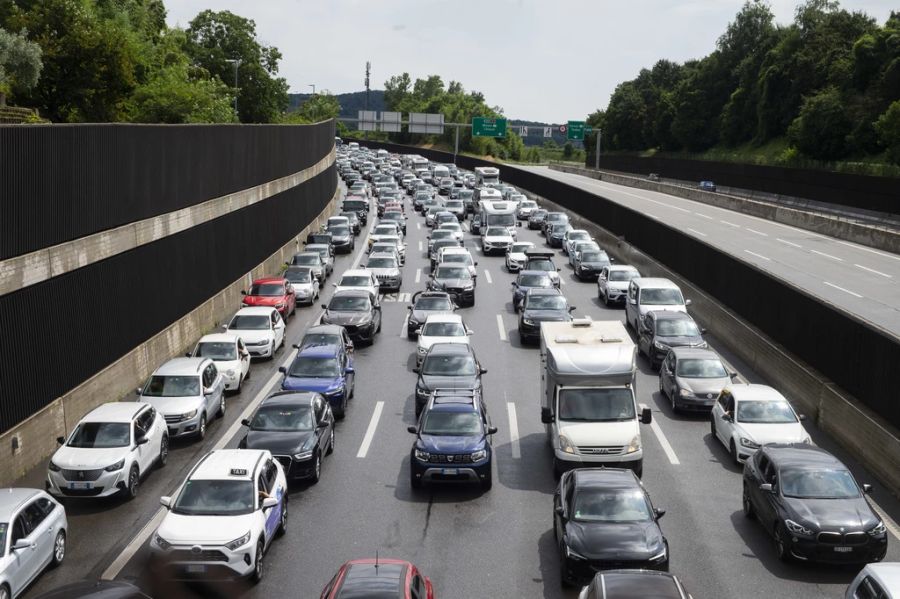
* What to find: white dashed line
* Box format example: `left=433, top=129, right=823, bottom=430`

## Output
left=416, top=222, right=422, bottom=230
left=507, top=402, right=521, bottom=459
left=418, top=241, right=423, bottom=252
left=400, top=314, right=409, bottom=337
left=356, top=401, right=385, bottom=458
left=744, top=250, right=771, bottom=261
left=823, top=281, right=863, bottom=298
left=643, top=197, right=691, bottom=213
left=415, top=268, right=421, bottom=283
left=721, top=220, right=741, bottom=228
left=855, top=264, right=892, bottom=278
left=811, top=249, right=844, bottom=262
left=687, top=228, right=707, bottom=237
left=484, top=270, right=493, bottom=284
left=745, top=227, right=768, bottom=237
left=776, top=238, right=802, bottom=248
left=694, top=212, right=714, bottom=220
left=640, top=404, right=680, bottom=465
left=835, top=240, right=900, bottom=262
left=496, top=314, right=507, bottom=342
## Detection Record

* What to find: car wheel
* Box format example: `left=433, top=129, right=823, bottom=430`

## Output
left=0, top=584, right=10, bottom=599
left=729, top=439, right=739, bottom=465
left=326, top=428, right=335, bottom=455
left=670, top=389, right=678, bottom=414
left=334, top=401, right=346, bottom=420
left=51, top=530, right=66, bottom=567
left=124, top=465, right=140, bottom=500
left=774, top=525, right=792, bottom=562
left=158, top=435, right=169, bottom=468
left=235, top=373, right=243, bottom=394
left=742, top=484, right=755, bottom=519
left=276, top=496, right=288, bottom=537
left=310, top=452, right=322, bottom=484
left=710, top=415, right=717, bottom=438
left=559, top=545, right=574, bottom=588
left=252, top=542, right=265, bottom=583
left=218, top=394, right=226, bottom=419
left=198, top=413, right=207, bottom=440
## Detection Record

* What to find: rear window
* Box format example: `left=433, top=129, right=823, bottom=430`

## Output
left=339, top=563, right=404, bottom=598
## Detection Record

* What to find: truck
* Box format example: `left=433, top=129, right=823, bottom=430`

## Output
left=539, top=318, right=651, bottom=477
left=474, top=166, right=500, bottom=186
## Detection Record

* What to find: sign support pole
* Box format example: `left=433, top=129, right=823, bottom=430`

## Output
left=454, top=125, right=460, bottom=165
left=595, top=128, right=602, bottom=170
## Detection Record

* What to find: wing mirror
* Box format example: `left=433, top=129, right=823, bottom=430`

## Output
left=759, top=483, right=774, bottom=494
left=554, top=505, right=565, bottom=519
left=487, top=426, right=498, bottom=435
left=135, top=387, right=143, bottom=396
left=798, top=414, right=807, bottom=421
left=241, top=418, right=251, bottom=427
left=262, top=497, right=279, bottom=509
left=56, top=436, right=66, bottom=445
left=685, top=299, right=692, bottom=306
left=11, top=539, right=32, bottom=551
left=480, top=367, right=488, bottom=374
left=278, top=366, right=287, bottom=374
left=345, top=365, right=355, bottom=374
left=241, top=290, right=247, bottom=296
left=412, top=367, right=420, bottom=374
left=863, top=483, right=873, bottom=494
left=721, top=413, right=733, bottom=422
left=321, top=304, right=328, bottom=309
left=185, top=352, right=192, bottom=358
left=407, top=426, right=418, bottom=434
left=641, top=407, right=653, bottom=424
left=292, top=343, right=301, bottom=349
left=569, top=306, right=576, bottom=311
left=729, top=371, right=738, bottom=380
left=655, top=508, right=666, bottom=520
left=541, top=407, right=554, bottom=424
left=160, top=496, right=172, bottom=508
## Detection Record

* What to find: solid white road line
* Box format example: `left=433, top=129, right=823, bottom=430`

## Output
left=744, top=250, right=771, bottom=261
left=400, top=313, right=409, bottom=337
left=855, top=264, right=892, bottom=278
left=496, top=314, right=507, bottom=342
left=836, top=240, right=900, bottom=262
left=507, top=402, right=521, bottom=459
left=811, top=249, right=844, bottom=262
left=721, top=220, right=741, bottom=228
left=356, top=401, right=385, bottom=458
left=745, top=227, right=768, bottom=237
left=415, top=268, right=421, bottom=284
left=694, top=212, right=714, bottom=220
left=645, top=213, right=661, bottom=220
left=642, top=196, right=691, bottom=213
left=776, top=238, right=803, bottom=248
left=823, top=281, right=863, bottom=298
left=640, top=404, right=680, bottom=465
left=484, top=270, right=493, bottom=284
left=687, top=228, right=707, bottom=237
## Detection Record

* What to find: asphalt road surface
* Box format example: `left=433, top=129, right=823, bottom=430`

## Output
left=17, top=178, right=900, bottom=599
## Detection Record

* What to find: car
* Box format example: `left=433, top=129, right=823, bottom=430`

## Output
left=444, top=199, right=466, bottom=220
left=189, top=333, right=251, bottom=393
left=241, top=277, right=296, bottom=320
left=306, top=231, right=334, bottom=250
left=288, top=252, right=326, bottom=284
left=225, top=306, right=286, bottom=359
left=413, top=343, right=486, bottom=416
left=320, top=558, right=434, bottom=599
left=427, top=229, right=456, bottom=254
left=151, top=449, right=287, bottom=583
left=0, top=489, right=67, bottom=599
left=436, top=221, right=464, bottom=242
left=699, top=180, right=716, bottom=192
left=528, top=209, right=548, bottom=230
left=554, top=469, right=669, bottom=587
left=332, top=269, right=379, bottom=301
left=415, top=314, right=473, bottom=365
left=548, top=223, right=573, bottom=248
left=438, top=247, right=477, bottom=279
left=470, top=212, right=483, bottom=235
left=137, top=358, right=226, bottom=440
left=364, top=252, right=403, bottom=293
left=568, top=241, right=601, bottom=268
left=367, top=242, right=403, bottom=267
left=340, top=211, right=361, bottom=235
left=283, top=266, right=319, bottom=306
left=296, top=324, right=354, bottom=354
left=31, top=581, right=151, bottom=599
left=378, top=234, right=406, bottom=265
left=279, top=345, right=354, bottom=418
left=382, top=210, right=407, bottom=234
left=342, top=198, right=369, bottom=224
left=413, top=192, right=431, bottom=211
left=637, top=311, right=707, bottom=369
left=511, top=270, right=554, bottom=311
left=597, top=265, right=641, bottom=306
left=625, top=278, right=690, bottom=332
left=516, top=199, right=538, bottom=219
left=326, top=216, right=350, bottom=230
left=434, top=211, right=457, bottom=229
left=542, top=211, right=569, bottom=236
left=517, top=288, right=574, bottom=343
left=458, top=188, right=475, bottom=213
left=328, top=225, right=355, bottom=254
left=428, top=263, right=477, bottom=307
left=240, top=391, right=335, bottom=483
left=320, top=290, right=382, bottom=345
left=659, top=348, right=736, bottom=413
left=305, top=244, right=336, bottom=277
left=481, top=226, right=515, bottom=256
left=429, top=238, right=461, bottom=271
left=406, top=291, right=457, bottom=339
left=523, top=250, right=561, bottom=287
left=47, top=402, right=167, bottom=500
left=408, top=389, right=496, bottom=489
left=424, top=206, right=444, bottom=227
left=712, top=384, right=811, bottom=463
left=742, top=444, right=887, bottom=564
left=563, top=229, right=593, bottom=256
left=571, top=248, right=611, bottom=281
left=577, top=570, right=692, bottom=599
left=505, top=241, right=535, bottom=272
left=845, top=563, right=900, bottom=599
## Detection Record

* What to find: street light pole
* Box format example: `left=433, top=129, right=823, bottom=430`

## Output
left=594, top=128, right=602, bottom=170
left=309, top=84, right=316, bottom=95
left=225, top=59, right=242, bottom=121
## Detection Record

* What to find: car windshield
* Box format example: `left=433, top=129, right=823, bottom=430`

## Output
left=532, top=210, right=547, bottom=218
left=439, top=223, right=461, bottom=231
left=229, top=315, right=270, bottom=330
left=341, top=275, right=371, bottom=287
left=459, top=190, right=473, bottom=199
left=284, top=269, right=311, bottom=284
left=416, top=297, right=453, bottom=311
left=435, top=266, right=470, bottom=280
left=780, top=469, right=859, bottom=499
left=288, top=356, right=340, bottom=378
left=343, top=201, right=366, bottom=210
left=368, top=257, right=397, bottom=269
left=525, top=295, right=566, bottom=310
left=528, top=260, right=555, bottom=271
left=330, top=226, right=350, bottom=236
left=641, top=288, right=684, bottom=305
left=677, top=358, right=727, bottom=378
left=172, top=480, right=255, bottom=516
left=293, top=255, right=318, bottom=266
left=609, top=270, right=639, bottom=282
left=558, top=388, right=636, bottom=422
left=329, top=296, right=369, bottom=311
left=300, top=333, right=340, bottom=348
left=736, top=400, right=797, bottom=423
left=143, top=375, right=201, bottom=397
left=569, top=232, right=590, bottom=241
left=67, top=422, right=131, bottom=448
left=443, top=254, right=472, bottom=265
left=446, top=201, right=463, bottom=209
left=656, top=319, right=700, bottom=336
left=431, top=231, right=452, bottom=239
left=572, top=489, right=653, bottom=523
left=374, top=226, right=395, bottom=235
left=422, top=322, right=465, bottom=337
left=580, top=252, right=607, bottom=263
left=518, top=274, right=552, bottom=287
left=511, top=244, right=532, bottom=253
left=485, top=227, right=509, bottom=237
left=421, top=411, right=482, bottom=436
left=196, top=342, right=237, bottom=360
left=384, top=212, right=403, bottom=220
left=422, top=354, right=477, bottom=376
left=249, top=283, right=284, bottom=296
left=250, top=405, right=314, bottom=431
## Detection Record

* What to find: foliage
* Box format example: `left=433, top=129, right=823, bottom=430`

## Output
left=875, top=100, right=900, bottom=164
left=788, top=87, right=852, bottom=160
left=0, top=26, right=42, bottom=97
left=281, top=92, right=341, bottom=124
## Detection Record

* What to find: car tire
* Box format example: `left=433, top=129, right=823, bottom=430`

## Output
left=197, top=413, right=207, bottom=440
left=334, top=401, right=346, bottom=420
left=276, top=497, right=288, bottom=537
left=1, top=584, right=10, bottom=599
left=236, top=374, right=243, bottom=394
left=217, top=394, right=226, bottom=419
left=158, top=435, right=169, bottom=468
left=730, top=439, right=739, bottom=465
left=742, top=484, right=755, bottom=520
left=326, top=428, right=335, bottom=455
left=51, top=530, right=66, bottom=567
left=559, top=546, right=574, bottom=588
left=774, top=525, right=792, bottom=562
left=710, top=415, right=717, bottom=438
left=310, top=452, right=321, bottom=484
left=252, top=541, right=265, bottom=583
left=123, top=465, right=140, bottom=500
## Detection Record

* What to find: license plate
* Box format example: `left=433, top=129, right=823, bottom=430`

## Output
left=68, top=482, right=93, bottom=490
left=442, top=468, right=458, bottom=476
left=834, top=546, right=853, bottom=553
left=185, top=564, right=206, bottom=573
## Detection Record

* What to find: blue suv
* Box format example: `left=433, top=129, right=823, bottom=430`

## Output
left=279, top=344, right=354, bottom=418
left=407, top=389, right=496, bottom=490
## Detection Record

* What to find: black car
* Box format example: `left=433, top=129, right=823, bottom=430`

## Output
left=578, top=570, right=692, bottom=599
left=407, top=291, right=457, bottom=339
left=296, top=323, right=354, bottom=353
left=573, top=249, right=612, bottom=281
left=528, top=209, right=548, bottom=230
left=342, top=198, right=369, bottom=224
left=327, top=225, right=355, bottom=254
left=517, top=288, right=574, bottom=343
left=554, top=468, right=669, bottom=587
left=340, top=211, right=362, bottom=235
left=321, top=290, right=382, bottom=345
left=428, top=264, right=476, bottom=307
left=413, top=343, right=486, bottom=416
left=742, top=444, right=887, bottom=564
left=637, top=311, right=706, bottom=369
left=548, top=223, right=573, bottom=248
left=240, top=391, right=334, bottom=483
left=511, top=270, right=554, bottom=311
left=306, top=231, right=334, bottom=248
left=32, top=581, right=151, bottom=599
left=470, top=212, right=483, bottom=235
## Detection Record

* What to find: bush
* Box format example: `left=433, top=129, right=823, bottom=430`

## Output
left=787, top=87, right=852, bottom=161
left=874, top=100, right=900, bottom=165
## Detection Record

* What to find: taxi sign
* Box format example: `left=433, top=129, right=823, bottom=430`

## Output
left=230, top=468, right=248, bottom=476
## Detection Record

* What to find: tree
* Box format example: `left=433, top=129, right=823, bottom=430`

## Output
left=603, top=81, right=646, bottom=150
left=788, top=87, right=852, bottom=160
left=874, top=100, right=900, bottom=164
left=0, top=27, right=42, bottom=105
left=562, top=141, right=574, bottom=159
left=185, top=10, right=288, bottom=123
left=128, top=62, right=233, bottom=123
left=293, top=92, right=340, bottom=123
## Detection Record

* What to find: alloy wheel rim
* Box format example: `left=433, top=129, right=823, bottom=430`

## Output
left=55, top=533, right=65, bottom=561
left=160, top=437, right=168, bottom=463
left=315, top=455, right=321, bottom=479
left=256, top=546, right=263, bottom=577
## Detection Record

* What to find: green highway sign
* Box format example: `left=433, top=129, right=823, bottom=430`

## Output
left=472, top=117, right=508, bottom=138
left=567, top=121, right=586, bottom=141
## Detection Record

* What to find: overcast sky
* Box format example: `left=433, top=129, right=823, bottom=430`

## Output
left=166, top=1, right=897, bottom=123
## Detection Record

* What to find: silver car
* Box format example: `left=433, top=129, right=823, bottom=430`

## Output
left=658, top=347, right=736, bottom=413
left=137, top=357, right=226, bottom=440
left=0, top=489, right=68, bottom=599
left=597, top=265, right=641, bottom=306
left=305, top=244, right=335, bottom=277
left=365, top=252, right=403, bottom=293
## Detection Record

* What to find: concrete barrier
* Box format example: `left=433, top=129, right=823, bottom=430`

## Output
left=550, top=164, right=900, bottom=255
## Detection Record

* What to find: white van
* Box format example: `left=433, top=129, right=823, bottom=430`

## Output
left=624, top=278, right=691, bottom=332
left=432, top=165, right=450, bottom=181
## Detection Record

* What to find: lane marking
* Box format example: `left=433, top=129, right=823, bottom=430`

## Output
left=744, top=250, right=771, bottom=261
left=823, top=281, right=863, bottom=298
left=835, top=240, right=900, bottom=262
left=507, top=402, right=521, bottom=459
left=640, top=403, right=680, bottom=465
left=417, top=241, right=423, bottom=252
left=416, top=222, right=422, bottom=230
left=400, top=313, right=409, bottom=337
left=687, top=228, right=707, bottom=237
left=496, top=314, right=507, bottom=342
left=721, top=220, right=741, bottom=228
left=855, top=264, right=892, bottom=278
left=694, top=212, right=714, bottom=220
left=415, top=268, right=421, bottom=283
left=776, top=238, right=802, bottom=248
left=356, top=401, right=385, bottom=458
left=745, top=227, right=768, bottom=237
left=811, top=249, right=844, bottom=262
left=642, top=196, right=691, bottom=213
left=484, top=269, right=493, bottom=284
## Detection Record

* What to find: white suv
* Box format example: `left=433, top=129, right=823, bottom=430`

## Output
left=138, top=358, right=226, bottom=441
left=151, top=449, right=287, bottom=583
left=189, top=333, right=251, bottom=393
left=47, top=402, right=168, bottom=499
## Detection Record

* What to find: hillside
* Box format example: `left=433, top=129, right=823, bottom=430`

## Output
left=289, top=90, right=385, bottom=118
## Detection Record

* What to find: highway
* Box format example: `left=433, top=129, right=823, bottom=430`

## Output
left=516, top=165, right=900, bottom=339
left=17, top=175, right=900, bottom=599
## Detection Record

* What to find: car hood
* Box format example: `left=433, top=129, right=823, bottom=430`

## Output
left=332, top=234, right=351, bottom=242
left=433, top=278, right=471, bottom=289
left=209, top=358, right=241, bottom=373
left=291, top=282, right=316, bottom=294
left=418, top=374, right=479, bottom=391
left=522, top=309, right=571, bottom=322
left=369, top=267, right=399, bottom=277
left=323, top=311, right=372, bottom=326
left=737, top=421, right=807, bottom=445
left=157, top=512, right=258, bottom=546
left=783, top=496, right=879, bottom=530
left=483, top=235, right=513, bottom=243
left=557, top=420, right=639, bottom=446
left=677, top=376, right=730, bottom=398
left=579, top=260, right=610, bottom=268
left=228, top=329, right=272, bottom=344
left=641, top=305, right=687, bottom=317
left=242, top=296, right=283, bottom=307
left=604, top=281, right=631, bottom=291
left=508, top=252, right=528, bottom=262
left=656, top=335, right=705, bottom=348
left=418, top=434, right=483, bottom=453
left=565, top=520, right=664, bottom=560
left=243, top=430, right=314, bottom=455
left=282, top=376, right=342, bottom=393
left=142, top=396, right=203, bottom=417
left=52, top=446, right=127, bottom=470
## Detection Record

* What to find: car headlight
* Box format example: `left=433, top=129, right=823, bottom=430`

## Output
left=558, top=435, right=576, bottom=454
left=653, top=340, right=669, bottom=351
left=522, top=317, right=535, bottom=326
left=154, top=534, right=171, bottom=551
left=470, top=449, right=487, bottom=461
left=868, top=522, right=887, bottom=536
left=649, top=546, right=668, bottom=563
left=785, top=519, right=813, bottom=537
left=417, top=346, right=428, bottom=355
left=182, top=409, right=198, bottom=420
left=463, top=283, right=475, bottom=290
left=48, top=461, right=61, bottom=472
left=225, top=531, right=252, bottom=551
left=416, top=386, right=430, bottom=398
left=225, top=369, right=235, bottom=376
left=678, top=388, right=694, bottom=398
left=293, top=450, right=314, bottom=461
left=275, top=303, right=285, bottom=310
left=105, top=458, right=125, bottom=472
left=414, top=449, right=431, bottom=461
left=626, top=434, right=641, bottom=454
left=564, top=545, right=587, bottom=560
left=740, top=437, right=759, bottom=449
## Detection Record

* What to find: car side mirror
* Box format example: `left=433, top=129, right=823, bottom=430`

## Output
left=160, top=496, right=172, bottom=508
left=185, top=352, right=192, bottom=358
left=729, top=371, right=738, bottom=379
left=407, top=305, right=413, bottom=310
left=721, top=413, right=732, bottom=422
left=412, top=367, right=420, bottom=374
left=240, top=290, right=247, bottom=295
left=554, top=505, right=565, bottom=518
left=641, top=407, right=653, bottom=424
left=221, top=324, right=228, bottom=331
left=517, top=222, right=522, bottom=227
left=685, top=299, right=692, bottom=306
left=480, top=367, right=488, bottom=374
left=278, top=366, right=287, bottom=374
left=610, top=257, right=616, bottom=262
left=407, top=426, right=418, bottom=434
left=863, top=484, right=873, bottom=494
left=345, top=365, right=355, bottom=374
left=700, top=327, right=708, bottom=334
left=759, top=483, right=774, bottom=494
left=798, top=414, right=807, bottom=421
left=541, top=407, right=554, bottom=424
left=488, top=426, right=498, bottom=435
left=292, top=343, right=301, bottom=349
left=56, top=436, right=66, bottom=445
left=262, top=497, right=278, bottom=509
left=655, top=508, right=666, bottom=520
left=12, top=539, right=31, bottom=551
left=474, top=261, right=479, bottom=266
left=241, top=418, right=251, bottom=427
left=569, top=306, right=576, bottom=311
left=135, top=387, right=143, bottom=396
left=203, top=387, right=214, bottom=396
left=466, top=329, right=474, bottom=335
left=321, top=304, right=328, bottom=309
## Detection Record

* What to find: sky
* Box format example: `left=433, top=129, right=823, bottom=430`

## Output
left=166, top=0, right=897, bottom=124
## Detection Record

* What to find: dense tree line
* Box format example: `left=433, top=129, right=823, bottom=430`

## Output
left=589, top=1, right=900, bottom=164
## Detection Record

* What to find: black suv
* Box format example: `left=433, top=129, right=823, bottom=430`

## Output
left=517, top=288, right=574, bottom=343
left=413, top=344, right=486, bottom=416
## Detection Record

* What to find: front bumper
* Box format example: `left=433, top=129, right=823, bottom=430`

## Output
left=411, top=457, right=491, bottom=486
left=442, top=287, right=475, bottom=306
left=482, top=242, right=511, bottom=255
left=518, top=319, right=543, bottom=341
left=333, top=239, right=353, bottom=253
left=377, top=278, right=402, bottom=292
left=245, top=341, right=274, bottom=358
left=785, top=535, right=887, bottom=564
left=150, top=543, right=257, bottom=581
left=47, top=468, right=127, bottom=498
left=273, top=454, right=319, bottom=480
left=554, top=449, right=643, bottom=472
left=163, top=411, right=205, bottom=438
left=601, top=288, right=627, bottom=303
left=223, top=371, right=241, bottom=391
left=506, top=259, right=524, bottom=272
left=344, top=322, right=378, bottom=343
left=672, top=393, right=717, bottom=412
left=562, top=553, right=668, bottom=585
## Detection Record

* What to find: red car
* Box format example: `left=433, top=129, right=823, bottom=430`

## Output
left=320, top=558, right=434, bottom=599
left=241, top=277, right=296, bottom=319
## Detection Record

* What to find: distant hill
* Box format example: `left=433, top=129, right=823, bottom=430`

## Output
left=289, top=90, right=385, bottom=118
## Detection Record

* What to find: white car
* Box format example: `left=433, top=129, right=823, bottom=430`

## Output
left=190, top=333, right=251, bottom=393
left=47, top=402, right=168, bottom=500
left=151, top=449, right=287, bottom=584
left=436, top=221, right=464, bottom=243
left=562, top=229, right=593, bottom=256
left=481, top=226, right=514, bottom=256
left=427, top=229, right=456, bottom=253
left=368, top=224, right=402, bottom=250
left=333, top=269, right=379, bottom=300
left=283, top=266, right=319, bottom=306
left=505, top=241, right=535, bottom=272
left=845, top=563, right=900, bottom=599
left=0, top=489, right=67, bottom=599
left=711, top=384, right=810, bottom=464
left=415, top=314, right=473, bottom=365
left=516, top=199, right=538, bottom=219
left=226, top=307, right=286, bottom=359
left=597, top=265, right=641, bottom=306
left=379, top=234, right=406, bottom=264
left=438, top=247, right=478, bottom=279
left=138, top=358, right=226, bottom=440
